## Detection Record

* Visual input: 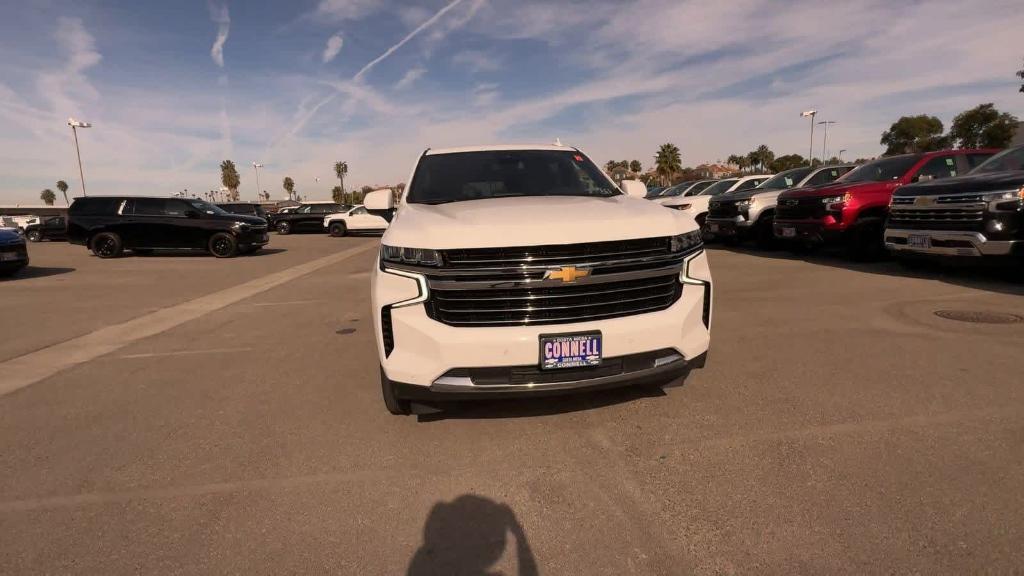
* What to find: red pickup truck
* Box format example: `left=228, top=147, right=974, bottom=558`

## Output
left=773, top=149, right=997, bottom=259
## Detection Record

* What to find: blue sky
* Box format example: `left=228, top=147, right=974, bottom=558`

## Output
left=1, top=0, right=1022, bottom=204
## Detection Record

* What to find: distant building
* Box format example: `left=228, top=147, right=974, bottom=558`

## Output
left=693, top=163, right=734, bottom=179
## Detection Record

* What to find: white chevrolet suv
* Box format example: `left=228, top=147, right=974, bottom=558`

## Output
left=369, top=144, right=713, bottom=415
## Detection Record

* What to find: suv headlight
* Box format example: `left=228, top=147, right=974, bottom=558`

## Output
left=670, top=230, right=703, bottom=252
left=233, top=222, right=251, bottom=232
left=382, top=245, right=442, bottom=266
left=981, top=189, right=1024, bottom=202
left=820, top=195, right=844, bottom=204
left=735, top=199, right=752, bottom=208
left=669, top=203, right=692, bottom=210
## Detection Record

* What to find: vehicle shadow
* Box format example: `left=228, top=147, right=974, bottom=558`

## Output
left=123, top=248, right=287, bottom=258
left=407, top=494, right=539, bottom=576
left=1, top=266, right=75, bottom=280
left=415, top=373, right=691, bottom=422
left=708, top=244, right=1024, bottom=297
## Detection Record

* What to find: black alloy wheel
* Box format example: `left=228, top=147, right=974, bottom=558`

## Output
left=208, top=232, right=238, bottom=258
left=329, top=222, right=347, bottom=237
left=276, top=221, right=291, bottom=235
left=90, top=232, right=123, bottom=258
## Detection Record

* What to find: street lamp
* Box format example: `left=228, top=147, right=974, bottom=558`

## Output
left=252, top=162, right=264, bottom=201
left=838, top=149, right=847, bottom=162
left=800, top=110, right=817, bottom=165
left=67, top=117, right=92, bottom=197
left=817, top=120, right=836, bottom=163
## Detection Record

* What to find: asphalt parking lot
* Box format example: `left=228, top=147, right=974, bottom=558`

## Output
left=1, top=237, right=1022, bottom=574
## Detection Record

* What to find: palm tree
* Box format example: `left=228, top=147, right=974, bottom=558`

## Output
left=220, top=160, right=241, bottom=200
left=754, top=145, right=774, bottom=172
left=283, top=176, right=295, bottom=200
left=56, top=180, right=69, bottom=206
left=629, top=160, right=642, bottom=174
left=40, top=188, right=56, bottom=206
left=736, top=156, right=751, bottom=173
left=655, top=143, right=682, bottom=186
left=334, top=161, right=348, bottom=203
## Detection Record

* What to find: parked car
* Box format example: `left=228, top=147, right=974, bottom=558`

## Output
left=67, top=196, right=270, bottom=258
left=218, top=202, right=270, bottom=225
left=23, top=216, right=68, bottom=242
left=706, top=165, right=855, bottom=246
left=654, top=180, right=718, bottom=205
left=270, top=202, right=346, bottom=234
left=323, top=205, right=390, bottom=236
left=662, top=175, right=771, bottom=232
left=643, top=186, right=665, bottom=199
left=0, top=228, right=29, bottom=276
left=885, top=145, right=1024, bottom=265
left=371, top=144, right=711, bottom=415
left=773, top=149, right=997, bottom=259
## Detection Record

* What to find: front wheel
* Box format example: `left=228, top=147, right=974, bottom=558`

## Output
left=90, top=232, right=123, bottom=258
left=329, top=222, right=347, bottom=237
left=754, top=217, right=776, bottom=249
left=845, top=218, right=885, bottom=261
left=380, top=366, right=411, bottom=415
left=276, top=221, right=291, bottom=235
left=208, top=232, right=238, bottom=258
left=26, top=230, right=42, bottom=242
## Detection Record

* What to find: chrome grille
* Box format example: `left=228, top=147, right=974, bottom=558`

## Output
left=888, top=195, right=986, bottom=231
left=410, top=237, right=693, bottom=327
left=775, top=197, right=825, bottom=220
left=708, top=200, right=740, bottom=218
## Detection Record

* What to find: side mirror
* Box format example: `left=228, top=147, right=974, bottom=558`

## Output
left=185, top=210, right=200, bottom=219
left=364, top=188, right=396, bottom=223
left=620, top=179, right=648, bottom=198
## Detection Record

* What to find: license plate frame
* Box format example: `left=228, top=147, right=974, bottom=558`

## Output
left=781, top=227, right=797, bottom=238
left=0, top=252, right=23, bottom=262
left=539, top=331, right=602, bottom=370
left=907, top=234, right=931, bottom=249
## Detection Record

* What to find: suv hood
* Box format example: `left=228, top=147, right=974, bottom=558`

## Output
left=893, top=170, right=1024, bottom=197
left=384, top=195, right=695, bottom=249
left=778, top=180, right=896, bottom=200
left=212, top=213, right=267, bottom=226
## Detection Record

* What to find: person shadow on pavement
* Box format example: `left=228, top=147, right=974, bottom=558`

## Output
left=407, top=494, right=539, bottom=576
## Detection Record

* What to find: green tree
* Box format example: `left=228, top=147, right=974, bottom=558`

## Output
left=949, top=103, right=1019, bottom=149
left=769, top=154, right=806, bottom=173
left=220, top=160, right=241, bottom=200
left=629, top=160, right=642, bottom=174
left=880, top=115, right=949, bottom=155
left=283, top=176, right=295, bottom=200
left=334, top=161, right=348, bottom=202
left=332, top=185, right=344, bottom=204
left=654, top=143, right=682, bottom=186
left=40, top=188, right=56, bottom=205
left=750, top=145, right=774, bottom=172
left=56, top=180, right=69, bottom=206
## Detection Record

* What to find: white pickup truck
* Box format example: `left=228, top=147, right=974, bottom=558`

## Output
left=368, top=144, right=713, bottom=414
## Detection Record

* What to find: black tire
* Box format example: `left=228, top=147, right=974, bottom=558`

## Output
left=845, top=217, right=885, bottom=261
left=26, top=230, right=42, bottom=243
left=754, top=216, right=776, bottom=249
left=90, top=232, right=123, bottom=258
left=208, top=232, right=238, bottom=258
left=380, top=366, right=411, bottom=415
left=276, top=221, right=291, bottom=235
left=329, top=222, right=347, bottom=237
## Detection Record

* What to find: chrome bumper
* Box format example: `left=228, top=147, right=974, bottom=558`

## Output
left=885, top=229, right=1019, bottom=257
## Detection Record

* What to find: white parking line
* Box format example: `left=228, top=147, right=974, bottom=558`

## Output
left=117, top=347, right=253, bottom=359
left=0, top=242, right=377, bottom=397
left=250, top=299, right=326, bottom=307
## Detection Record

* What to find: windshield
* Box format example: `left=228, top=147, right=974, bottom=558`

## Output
left=971, top=146, right=1024, bottom=174
left=842, top=156, right=920, bottom=183
left=660, top=182, right=694, bottom=197
left=406, top=150, right=619, bottom=204
left=186, top=199, right=229, bottom=215
left=699, top=179, right=738, bottom=196
left=757, top=168, right=814, bottom=189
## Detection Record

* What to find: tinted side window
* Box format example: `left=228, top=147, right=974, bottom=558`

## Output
left=965, top=153, right=993, bottom=169
left=807, top=169, right=841, bottom=186
left=915, top=156, right=958, bottom=181
left=734, top=179, right=764, bottom=191
left=70, top=197, right=122, bottom=215
left=133, top=199, right=190, bottom=216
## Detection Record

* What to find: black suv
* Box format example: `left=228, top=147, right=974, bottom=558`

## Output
left=269, top=203, right=345, bottom=234
left=24, top=216, right=68, bottom=242
left=67, top=197, right=269, bottom=258
left=218, top=202, right=271, bottom=226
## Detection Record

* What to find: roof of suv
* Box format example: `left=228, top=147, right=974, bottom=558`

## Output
left=425, top=144, right=575, bottom=155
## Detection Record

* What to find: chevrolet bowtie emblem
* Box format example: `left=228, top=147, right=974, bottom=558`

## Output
left=545, top=266, right=590, bottom=283
left=914, top=196, right=935, bottom=206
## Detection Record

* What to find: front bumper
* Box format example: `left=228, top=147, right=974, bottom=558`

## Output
left=884, top=229, right=1021, bottom=258
left=372, top=251, right=713, bottom=392
left=773, top=219, right=844, bottom=243
left=705, top=216, right=752, bottom=237
left=238, top=230, right=270, bottom=246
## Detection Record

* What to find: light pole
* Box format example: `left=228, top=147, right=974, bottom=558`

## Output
left=800, top=110, right=817, bottom=165
left=67, top=118, right=92, bottom=197
left=252, top=162, right=264, bottom=201
left=838, top=149, right=847, bottom=163
left=817, top=120, right=836, bottom=164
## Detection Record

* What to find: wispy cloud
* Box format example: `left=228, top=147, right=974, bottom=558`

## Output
left=353, top=0, right=467, bottom=81
left=312, top=0, right=380, bottom=22
left=395, top=67, right=426, bottom=90
left=452, top=50, right=500, bottom=73
left=322, top=33, right=344, bottom=63
left=472, top=82, right=499, bottom=106
left=209, top=3, right=230, bottom=68
left=36, top=17, right=101, bottom=116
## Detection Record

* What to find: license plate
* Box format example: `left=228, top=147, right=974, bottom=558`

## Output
left=781, top=227, right=796, bottom=238
left=0, top=253, right=23, bottom=261
left=907, top=235, right=931, bottom=249
left=540, top=332, right=602, bottom=370
left=261, top=233, right=269, bottom=242
left=707, top=223, right=719, bottom=232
